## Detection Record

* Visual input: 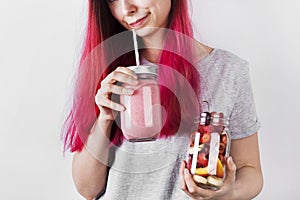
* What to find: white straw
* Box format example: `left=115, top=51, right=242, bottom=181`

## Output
left=132, top=29, right=140, bottom=66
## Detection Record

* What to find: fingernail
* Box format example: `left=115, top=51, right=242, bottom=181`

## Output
left=125, top=89, right=134, bottom=95
left=180, top=161, right=185, bottom=169
left=117, top=105, right=125, bottom=111
left=184, top=169, right=190, bottom=175
left=181, top=161, right=186, bottom=167
left=132, top=79, right=139, bottom=85
left=228, top=157, right=233, bottom=165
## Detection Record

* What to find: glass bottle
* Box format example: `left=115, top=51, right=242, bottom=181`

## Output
left=186, top=102, right=231, bottom=190
left=120, top=65, right=162, bottom=142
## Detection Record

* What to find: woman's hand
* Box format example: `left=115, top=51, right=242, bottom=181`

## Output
left=179, top=157, right=237, bottom=200
left=95, top=66, right=138, bottom=121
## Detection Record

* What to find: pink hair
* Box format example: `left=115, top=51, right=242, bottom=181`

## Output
left=62, top=0, right=200, bottom=152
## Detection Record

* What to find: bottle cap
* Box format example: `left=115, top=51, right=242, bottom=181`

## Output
left=199, top=112, right=211, bottom=125
left=210, top=112, right=229, bottom=126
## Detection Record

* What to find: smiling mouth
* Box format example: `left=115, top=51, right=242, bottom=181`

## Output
left=128, top=14, right=149, bottom=28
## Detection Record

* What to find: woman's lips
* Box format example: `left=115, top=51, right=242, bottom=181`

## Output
left=128, top=14, right=149, bottom=28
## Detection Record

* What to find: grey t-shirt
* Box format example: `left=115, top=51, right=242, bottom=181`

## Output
left=98, top=49, right=261, bottom=200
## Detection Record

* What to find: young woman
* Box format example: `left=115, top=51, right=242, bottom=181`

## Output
left=62, top=0, right=263, bottom=199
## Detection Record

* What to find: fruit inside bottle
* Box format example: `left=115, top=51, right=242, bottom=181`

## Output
left=187, top=124, right=229, bottom=190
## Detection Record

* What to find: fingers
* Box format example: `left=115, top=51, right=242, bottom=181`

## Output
left=115, top=66, right=137, bottom=76
left=180, top=158, right=237, bottom=199
left=95, top=92, right=125, bottom=112
left=183, top=168, right=202, bottom=195
left=180, top=161, right=224, bottom=199
left=102, top=67, right=138, bottom=86
left=180, top=162, right=208, bottom=198
left=179, top=161, right=187, bottom=191
left=95, top=67, right=138, bottom=112
left=100, top=84, right=134, bottom=96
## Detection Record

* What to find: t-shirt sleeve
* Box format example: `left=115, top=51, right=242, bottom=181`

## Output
left=228, top=62, right=261, bottom=140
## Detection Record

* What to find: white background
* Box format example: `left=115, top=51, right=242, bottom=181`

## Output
left=0, top=0, right=299, bottom=199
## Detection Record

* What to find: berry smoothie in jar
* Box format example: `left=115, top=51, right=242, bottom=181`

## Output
left=120, top=65, right=162, bottom=142
left=186, top=105, right=231, bottom=190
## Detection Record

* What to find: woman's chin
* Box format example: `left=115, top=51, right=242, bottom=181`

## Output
left=135, top=27, right=167, bottom=39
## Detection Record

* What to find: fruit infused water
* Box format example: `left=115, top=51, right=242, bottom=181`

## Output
left=120, top=65, right=162, bottom=142
left=186, top=105, right=231, bottom=190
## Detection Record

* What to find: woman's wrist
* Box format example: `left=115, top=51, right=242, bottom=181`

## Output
left=83, top=116, right=113, bottom=161
left=228, top=184, right=238, bottom=200
left=93, top=115, right=114, bottom=137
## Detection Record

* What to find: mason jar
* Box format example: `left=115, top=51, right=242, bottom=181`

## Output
left=120, top=65, right=162, bottom=142
left=186, top=108, right=231, bottom=190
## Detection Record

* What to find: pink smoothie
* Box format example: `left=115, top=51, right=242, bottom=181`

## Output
left=120, top=79, right=162, bottom=141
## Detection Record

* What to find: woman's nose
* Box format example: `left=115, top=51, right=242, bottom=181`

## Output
left=120, top=0, right=137, bottom=16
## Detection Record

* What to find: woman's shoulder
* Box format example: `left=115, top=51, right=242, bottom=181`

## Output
left=193, top=41, right=248, bottom=69
left=212, top=48, right=248, bottom=65
left=196, top=47, right=249, bottom=77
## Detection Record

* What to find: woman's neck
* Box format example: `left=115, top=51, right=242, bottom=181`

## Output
left=141, top=41, right=213, bottom=64
left=193, top=41, right=214, bottom=63
left=140, top=28, right=167, bottom=63
left=140, top=27, right=213, bottom=64
left=141, top=49, right=161, bottom=63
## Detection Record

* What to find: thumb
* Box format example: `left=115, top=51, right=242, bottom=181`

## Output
left=224, top=156, right=236, bottom=184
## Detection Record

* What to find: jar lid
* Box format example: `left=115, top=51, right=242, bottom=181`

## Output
left=199, top=112, right=211, bottom=125
left=127, top=65, right=158, bottom=76
left=210, top=112, right=229, bottom=126
left=196, top=111, right=229, bottom=126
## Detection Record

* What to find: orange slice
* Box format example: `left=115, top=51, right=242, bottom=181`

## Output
left=216, top=158, right=224, bottom=178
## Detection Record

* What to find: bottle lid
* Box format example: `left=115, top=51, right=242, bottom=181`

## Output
left=199, top=112, right=211, bottom=125
left=127, top=65, right=158, bottom=76
left=210, top=112, right=229, bottom=126
left=196, top=100, right=229, bottom=127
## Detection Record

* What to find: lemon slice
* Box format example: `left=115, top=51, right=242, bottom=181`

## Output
left=207, top=176, right=223, bottom=187
left=193, top=175, right=208, bottom=185
left=195, top=166, right=208, bottom=176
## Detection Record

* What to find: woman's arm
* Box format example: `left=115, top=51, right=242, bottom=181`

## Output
left=180, top=132, right=263, bottom=200
left=72, top=118, right=113, bottom=200
left=72, top=67, right=138, bottom=200
left=229, top=132, right=263, bottom=199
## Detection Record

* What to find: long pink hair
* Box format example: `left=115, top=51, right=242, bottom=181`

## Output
left=62, top=0, right=200, bottom=152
